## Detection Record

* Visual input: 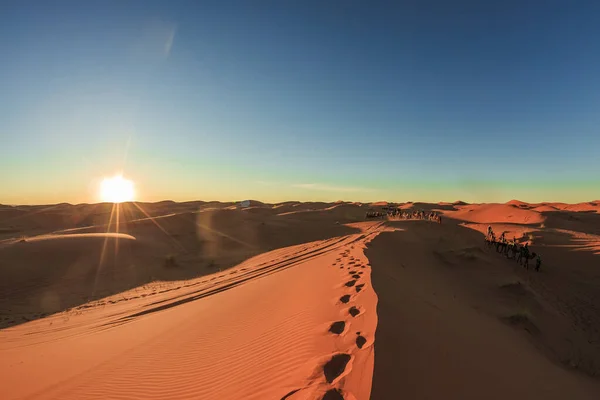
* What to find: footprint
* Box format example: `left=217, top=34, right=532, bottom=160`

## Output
left=360, top=265, right=365, bottom=269
left=358, top=272, right=363, bottom=275
left=323, top=388, right=344, bottom=400
left=349, top=306, right=360, bottom=317
left=355, top=284, right=365, bottom=293
left=345, top=280, right=357, bottom=287
left=351, top=274, right=360, bottom=279
left=324, top=354, right=352, bottom=383
left=339, top=295, right=351, bottom=303
left=356, top=335, right=367, bottom=349
left=329, top=321, right=346, bottom=335
left=348, top=270, right=356, bottom=274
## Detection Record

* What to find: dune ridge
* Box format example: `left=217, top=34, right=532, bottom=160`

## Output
left=0, top=222, right=386, bottom=400
left=444, top=203, right=545, bottom=224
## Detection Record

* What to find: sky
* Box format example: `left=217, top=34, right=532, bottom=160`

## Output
left=1, top=0, right=599, bottom=205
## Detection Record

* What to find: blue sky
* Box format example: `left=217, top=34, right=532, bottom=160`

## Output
left=1, top=1, right=599, bottom=204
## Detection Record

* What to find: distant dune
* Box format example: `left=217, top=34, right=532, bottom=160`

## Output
left=506, top=199, right=531, bottom=207
left=444, top=203, right=545, bottom=224
left=532, top=205, right=559, bottom=212
left=558, top=202, right=600, bottom=213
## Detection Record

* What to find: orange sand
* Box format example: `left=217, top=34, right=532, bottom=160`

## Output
left=444, top=203, right=545, bottom=224
left=2, top=200, right=600, bottom=400
left=0, top=222, right=386, bottom=400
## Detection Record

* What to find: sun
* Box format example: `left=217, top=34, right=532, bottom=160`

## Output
left=100, top=175, right=135, bottom=203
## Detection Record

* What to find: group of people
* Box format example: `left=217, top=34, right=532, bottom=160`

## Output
left=365, top=211, right=386, bottom=219
left=365, top=208, right=442, bottom=223
left=485, top=226, right=542, bottom=271
left=389, top=209, right=442, bottom=223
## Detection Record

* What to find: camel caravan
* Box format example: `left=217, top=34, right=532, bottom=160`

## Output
left=485, top=226, right=542, bottom=272
left=366, top=207, right=442, bottom=223
left=364, top=207, right=541, bottom=272
left=365, top=211, right=386, bottom=219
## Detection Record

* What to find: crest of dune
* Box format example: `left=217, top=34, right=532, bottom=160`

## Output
left=444, top=203, right=545, bottom=224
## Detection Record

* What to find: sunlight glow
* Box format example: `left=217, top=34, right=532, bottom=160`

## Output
left=100, top=175, right=135, bottom=203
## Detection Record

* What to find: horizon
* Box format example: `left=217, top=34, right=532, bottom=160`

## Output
left=1, top=1, right=599, bottom=205
left=2, top=198, right=599, bottom=208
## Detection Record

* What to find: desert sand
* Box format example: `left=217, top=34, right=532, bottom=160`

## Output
left=1, top=200, right=600, bottom=399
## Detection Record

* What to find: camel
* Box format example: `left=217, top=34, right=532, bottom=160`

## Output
left=485, top=231, right=541, bottom=272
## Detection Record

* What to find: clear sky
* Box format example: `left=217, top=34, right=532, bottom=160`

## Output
left=1, top=0, right=599, bottom=205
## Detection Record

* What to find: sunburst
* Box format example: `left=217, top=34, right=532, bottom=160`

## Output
left=100, top=175, right=134, bottom=203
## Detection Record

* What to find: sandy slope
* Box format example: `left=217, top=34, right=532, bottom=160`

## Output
left=532, top=205, right=559, bottom=212
left=460, top=222, right=539, bottom=244
left=0, top=222, right=386, bottom=400
left=366, top=220, right=600, bottom=399
left=551, top=202, right=600, bottom=213
left=0, top=203, right=364, bottom=329
left=444, top=203, right=545, bottom=224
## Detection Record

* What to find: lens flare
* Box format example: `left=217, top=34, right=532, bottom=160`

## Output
left=100, top=175, right=135, bottom=203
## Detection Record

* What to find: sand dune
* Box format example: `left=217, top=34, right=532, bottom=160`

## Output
left=0, top=203, right=361, bottom=330
left=444, top=203, right=545, bottom=224
left=558, top=202, right=600, bottom=213
left=1, top=200, right=600, bottom=399
left=532, top=204, right=559, bottom=212
left=368, top=202, right=388, bottom=207
left=277, top=203, right=361, bottom=217
left=551, top=229, right=600, bottom=255
left=460, top=222, right=538, bottom=243
left=366, top=221, right=600, bottom=399
left=506, top=199, right=531, bottom=207
left=0, top=222, right=386, bottom=400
